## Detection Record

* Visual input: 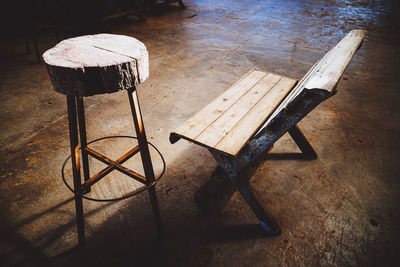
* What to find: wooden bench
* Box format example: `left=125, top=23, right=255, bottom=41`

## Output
left=169, top=30, right=366, bottom=235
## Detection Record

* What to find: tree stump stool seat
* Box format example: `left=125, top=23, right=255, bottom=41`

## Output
left=43, top=34, right=163, bottom=246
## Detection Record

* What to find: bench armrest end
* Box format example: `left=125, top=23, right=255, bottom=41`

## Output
left=169, top=132, right=181, bottom=144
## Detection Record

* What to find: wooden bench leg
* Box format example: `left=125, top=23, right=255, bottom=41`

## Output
left=288, top=125, right=317, bottom=159
left=209, top=150, right=281, bottom=235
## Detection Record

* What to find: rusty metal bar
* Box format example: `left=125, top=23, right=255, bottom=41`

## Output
left=82, top=165, right=114, bottom=190
left=127, top=87, right=162, bottom=234
left=84, top=147, right=146, bottom=184
left=66, top=95, right=85, bottom=246
left=81, top=146, right=140, bottom=189
left=117, top=145, right=141, bottom=163
left=76, top=96, right=91, bottom=183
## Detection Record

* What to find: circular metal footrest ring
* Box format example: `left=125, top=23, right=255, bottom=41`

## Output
left=61, top=135, right=166, bottom=202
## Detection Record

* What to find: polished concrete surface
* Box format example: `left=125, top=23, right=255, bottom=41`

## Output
left=1, top=0, right=399, bottom=266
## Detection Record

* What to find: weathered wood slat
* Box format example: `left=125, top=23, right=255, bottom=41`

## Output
left=256, top=30, right=366, bottom=136
left=171, top=70, right=297, bottom=156
left=215, top=77, right=297, bottom=155
left=43, top=34, right=149, bottom=96
left=195, top=73, right=282, bottom=148
left=173, top=69, right=267, bottom=140
left=304, top=30, right=366, bottom=91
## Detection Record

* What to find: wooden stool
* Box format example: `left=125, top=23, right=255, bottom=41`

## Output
left=43, top=34, right=163, bottom=246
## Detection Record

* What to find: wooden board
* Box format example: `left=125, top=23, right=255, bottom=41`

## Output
left=256, top=30, right=366, bottom=135
left=173, top=69, right=267, bottom=140
left=171, top=70, right=297, bottom=156
left=215, top=77, right=297, bottom=155
left=304, top=30, right=366, bottom=92
left=43, top=34, right=149, bottom=96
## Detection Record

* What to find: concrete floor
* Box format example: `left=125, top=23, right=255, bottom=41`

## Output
left=1, top=0, right=400, bottom=266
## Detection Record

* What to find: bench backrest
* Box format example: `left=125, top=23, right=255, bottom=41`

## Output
left=259, top=30, right=366, bottom=133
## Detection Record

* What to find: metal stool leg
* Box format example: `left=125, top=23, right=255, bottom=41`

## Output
left=148, top=187, right=162, bottom=233
left=76, top=96, right=91, bottom=183
left=67, top=96, right=85, bottom=245
left=127, top=87, right=163, bottom=234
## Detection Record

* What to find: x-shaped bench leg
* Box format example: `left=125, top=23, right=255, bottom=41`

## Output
left=201, top=124, right=317, bottom=235
left=208, top=149, right=282, bottom=235
left=192, top=84, right=335, bottom=236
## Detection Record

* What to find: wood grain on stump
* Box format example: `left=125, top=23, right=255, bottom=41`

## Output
left=43, top=34, right=149, bottom=96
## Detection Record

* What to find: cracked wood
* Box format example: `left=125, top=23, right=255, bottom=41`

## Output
left=43, top=34, right=149, bottom=96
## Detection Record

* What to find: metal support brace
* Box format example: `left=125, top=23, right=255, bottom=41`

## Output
left=205, top=123, right=317, bottom=234
left=195, top=88, right=334, bottom=235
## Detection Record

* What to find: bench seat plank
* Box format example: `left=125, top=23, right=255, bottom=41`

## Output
left=215, top=77, right=297, bottom=155
left=171, top=70, right=297, bottom=156
left=196, top=73, right=282, bottom=147
left=174, top=69, right=268, bottom=141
